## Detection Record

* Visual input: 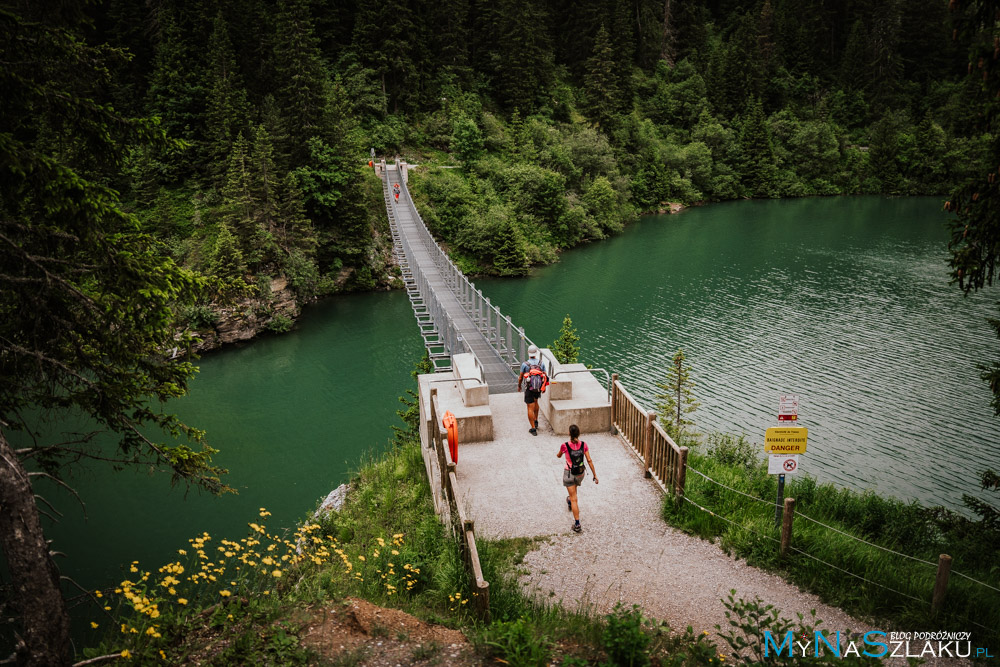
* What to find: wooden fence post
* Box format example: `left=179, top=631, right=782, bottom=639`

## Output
left=610, top=374, right=618, bottom=434
left=932, top=554, right=952, bottom=615
left=475, top=581, right=491, bottom=623
left=780, top=497, right=795, bottom=558
left=643, top=411, right=655, bottom=478
left=675, top=447, right=689, bottom=505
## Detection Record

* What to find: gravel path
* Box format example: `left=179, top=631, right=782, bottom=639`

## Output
left=455, top=394, right=968, bottom=664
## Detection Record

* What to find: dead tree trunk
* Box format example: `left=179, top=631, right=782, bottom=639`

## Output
left=660, top=0, right=675, bottom=65
left=0, top=430, right=72, bottom=665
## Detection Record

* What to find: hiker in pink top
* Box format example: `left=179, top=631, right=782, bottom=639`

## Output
left=557, top=424, right=598, bottom=533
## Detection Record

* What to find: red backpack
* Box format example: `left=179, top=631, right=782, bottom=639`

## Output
left=527, top=364, right=548, bottom=392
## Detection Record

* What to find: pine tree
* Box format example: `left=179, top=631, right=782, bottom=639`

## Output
left=492, top=221, right=528, bottom=276
left=204, top=11, right=249, bottom=185
left=430, top=0, right=471, bottom=82
left=735, top=98, right=778, bottom=198
left=839, top=19, right=869, bottom=96
left=146, top=5, right=206, bottom=180
left=495, top=0, right=554, bottom=113
left=276, top=171, right=317, bottom=253
left=272, top=0, right=330, bottom=162
left=550, top=315, right=581, bottom=364
left=584, top=25, right=620, bottom=128
left=351, top=0, right=422, bottom=112
left=209, top=222, right=247, bottom=282
left=252, top=124, right=279, bottom=235
left=867, top=1, right=904, bottom=114
left=611, top=0, right=636, bottom=101
left=655, top=349, right=700, bottom=444
left=220, top=132, right=260, bottom=262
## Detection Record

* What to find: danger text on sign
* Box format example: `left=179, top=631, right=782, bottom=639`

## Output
left=764, top=426, right=808, bottom=454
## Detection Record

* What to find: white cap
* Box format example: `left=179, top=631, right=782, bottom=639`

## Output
left=527, top=344, right=539, bottom=358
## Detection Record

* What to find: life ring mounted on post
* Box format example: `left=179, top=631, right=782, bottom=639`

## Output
left=442, top=411, right=458, bottom=464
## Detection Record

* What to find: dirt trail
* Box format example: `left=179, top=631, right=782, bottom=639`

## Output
left=455, top=394, right=966, bottom=664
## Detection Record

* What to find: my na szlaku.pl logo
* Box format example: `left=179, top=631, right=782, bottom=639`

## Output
left=762, top=630, right=993, bottom=660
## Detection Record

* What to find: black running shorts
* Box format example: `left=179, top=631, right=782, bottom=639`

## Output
left=524, top=389, right=541, bottom=404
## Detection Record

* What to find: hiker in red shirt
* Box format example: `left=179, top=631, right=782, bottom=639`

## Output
left=558, top=424, right=598, bottom=533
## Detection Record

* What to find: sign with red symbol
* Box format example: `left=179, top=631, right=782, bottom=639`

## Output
left=768, top=454, right=800, bottom=475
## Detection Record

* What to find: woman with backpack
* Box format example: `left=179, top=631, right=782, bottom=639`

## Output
left=558, top=424, right=598, bottom=533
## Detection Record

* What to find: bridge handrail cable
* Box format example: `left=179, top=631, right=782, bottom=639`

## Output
left=399, top=178, right=536, bottom=372
left=387, top=176, right=472, bottom=366
left=399, top=174, right=613, bottom=393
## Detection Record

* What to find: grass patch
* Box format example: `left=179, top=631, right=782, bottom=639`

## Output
left=662, top=433, right=1000, bottom=646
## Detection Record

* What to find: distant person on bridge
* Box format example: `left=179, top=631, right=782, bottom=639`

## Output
left=393, top=182, right=400, bottom=203
left=558, top=424, right=598, bottom=533
left=517, top=344, right=548, bottom=435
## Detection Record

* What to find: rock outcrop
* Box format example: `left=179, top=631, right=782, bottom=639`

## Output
left=189, top=276, right=301, bottom=353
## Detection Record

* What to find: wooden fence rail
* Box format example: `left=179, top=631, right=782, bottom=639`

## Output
left=428, top=389, right=491, bottom=621
left=610, top=377, right=688, bottom=500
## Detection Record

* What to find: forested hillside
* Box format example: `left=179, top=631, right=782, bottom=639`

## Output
left=68, top=1, right=999, bottom=289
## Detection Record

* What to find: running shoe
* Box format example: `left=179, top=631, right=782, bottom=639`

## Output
left=572, top=523, right=582, bottom=533
left=529, top=428, right=537, bottom=436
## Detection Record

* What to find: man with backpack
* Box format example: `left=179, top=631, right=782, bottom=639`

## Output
left=517, top=344, right=548, bottom=435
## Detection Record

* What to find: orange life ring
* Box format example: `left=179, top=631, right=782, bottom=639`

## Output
left=442, top=411, right=458, bottom=464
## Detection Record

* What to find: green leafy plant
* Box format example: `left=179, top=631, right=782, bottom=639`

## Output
left=265, top=314, right=294, bottom=333
left=482, top=618, right=551, bottom=667
left=715, top=591, right=881, bottom=665
left=602, top=603, right=650, bottom=667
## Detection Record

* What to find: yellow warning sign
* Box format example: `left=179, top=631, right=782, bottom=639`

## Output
left=765, top=427, right=808, bottom=454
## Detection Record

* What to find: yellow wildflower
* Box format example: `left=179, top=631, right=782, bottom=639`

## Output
left=272, top=569, right=282, bottom=578
left=90, top=622, right=98, bottom=629
left=178, top=598, right=188, bottom=605
left=219, top=590, right=231, bottom=597
left=121, top=649, right=131, bottom=659
left=391, top=550, right=400, bottom=555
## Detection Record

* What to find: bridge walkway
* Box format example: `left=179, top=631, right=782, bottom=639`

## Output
left=385, top=166, right=523, bottom=393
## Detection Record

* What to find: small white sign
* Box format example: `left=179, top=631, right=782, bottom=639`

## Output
left=768, top=454, right=800, bottom=475
left=778, top=394, right=800, bottom=421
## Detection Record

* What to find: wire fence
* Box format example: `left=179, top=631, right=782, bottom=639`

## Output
left=681, top=489, right=998, bottom=639
left=680, top=495, right=929, bottom=606
left=682, top=462, right=1000, bottom=598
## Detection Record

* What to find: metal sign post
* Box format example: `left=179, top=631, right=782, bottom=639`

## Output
left=769, top=394, right=805, bottom=527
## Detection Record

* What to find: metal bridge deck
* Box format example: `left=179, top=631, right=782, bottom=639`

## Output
left=386, top=168, right=519, bottom=393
